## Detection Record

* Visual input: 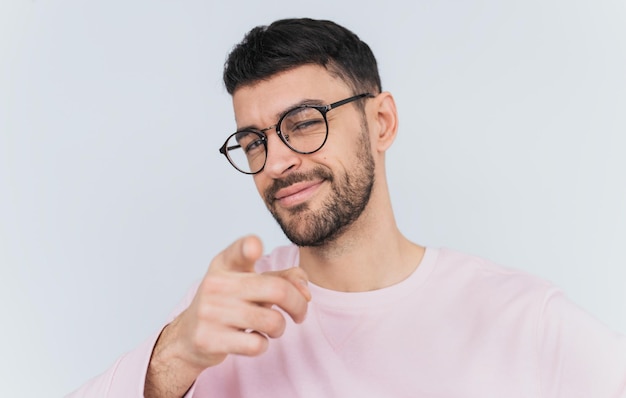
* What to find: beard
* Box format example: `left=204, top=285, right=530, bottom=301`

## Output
left=263, top=127, right=375, bottom=247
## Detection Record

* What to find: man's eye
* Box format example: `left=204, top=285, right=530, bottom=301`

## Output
left=245, top=139, right=264, bottom=153
left=284, top=118, right=325, bottom=136
left=293, top=119, right=324, bottom=131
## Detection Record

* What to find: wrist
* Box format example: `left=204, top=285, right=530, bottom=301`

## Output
left=145, top=321, right=202, bottom=398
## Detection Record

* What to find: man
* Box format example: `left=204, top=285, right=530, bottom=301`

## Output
left=69, top=18, right=625, bottom=398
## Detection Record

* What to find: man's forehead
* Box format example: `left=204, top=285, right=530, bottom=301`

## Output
left=233, top=65, right=342, bottom=98
left=231, top=65, right=349, bottom=124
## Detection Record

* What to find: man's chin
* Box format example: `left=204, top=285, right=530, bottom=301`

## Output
left=284, top=232, right=327, bottom=248
left=274, top=215, right=324, bottom=247
left=269, top=201, right=310, bottom=221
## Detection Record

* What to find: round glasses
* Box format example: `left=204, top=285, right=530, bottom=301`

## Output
left=219, top=93, right=372, bottom=174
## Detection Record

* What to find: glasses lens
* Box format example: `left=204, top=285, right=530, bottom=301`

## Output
left=280, top=107, right=328, bottom=153
left=224, top=131, right=266, bottom=174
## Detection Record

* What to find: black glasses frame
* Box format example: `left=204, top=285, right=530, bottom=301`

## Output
left=219, top=93, right=373, bottom=174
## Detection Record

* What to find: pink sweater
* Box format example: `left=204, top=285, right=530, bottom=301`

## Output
left=67, top=247, right=626, bottom=397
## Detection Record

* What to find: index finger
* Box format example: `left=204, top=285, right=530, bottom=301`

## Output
left=209, top=235, right=264, bottom=274
left=239, top=273, right=309, bottom=324
left=264, top=267, right=312, bottom=302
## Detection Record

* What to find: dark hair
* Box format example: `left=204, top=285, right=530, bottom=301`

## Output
left=223, top=18, right=382, bottom=96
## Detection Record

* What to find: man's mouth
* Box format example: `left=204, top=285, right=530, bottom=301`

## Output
left=274, top=180, right=324, bottom=208
left=264, top=167, right=333, bottom=209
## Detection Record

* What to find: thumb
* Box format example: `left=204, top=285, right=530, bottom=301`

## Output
left=210, top=235, right=264, bottom=273
left=264, top=267, right=312, bottom=303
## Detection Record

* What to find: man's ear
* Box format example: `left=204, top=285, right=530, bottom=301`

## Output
left=370, top=92, right=399, bottom=153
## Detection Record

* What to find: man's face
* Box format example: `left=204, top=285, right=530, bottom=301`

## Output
left=232, top=65, right=375, bottom=247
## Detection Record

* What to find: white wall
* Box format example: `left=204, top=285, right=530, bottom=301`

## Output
left=1, top=1, right=624, bottom=396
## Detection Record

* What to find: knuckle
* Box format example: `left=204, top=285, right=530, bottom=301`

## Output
left=265, top=277, right=290, bottom=302
left=247, top=308, right=286, bottom=337
left=196, top=302, right=216, bottom=321
left=239, top=276, right=257, bottom=294
left=262, top=309, right=287, bottom=337
left=189, top=326, right=211, bottom=353
left=285, top=266, right=307, bottom=280
left=201, top=274, right=229, bottom=295
left=243, top=333, right=269, bottom=355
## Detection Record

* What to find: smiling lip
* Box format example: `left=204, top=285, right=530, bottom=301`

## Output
left=275, top=180, right=324, bottom=207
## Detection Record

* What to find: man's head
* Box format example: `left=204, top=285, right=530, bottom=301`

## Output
left=223, top=19, right=397, bottom=248
left=223, top=18, right=381, bottom=98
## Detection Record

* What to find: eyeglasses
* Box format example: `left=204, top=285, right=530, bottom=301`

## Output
left=219, top=93, right=373, bottom=174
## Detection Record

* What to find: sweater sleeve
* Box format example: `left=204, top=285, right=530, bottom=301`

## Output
left=65, top=283, right=201, bottom=398
left=537, top=289, right=626, bottom=398
left=64, top=330, right=163, bottom=398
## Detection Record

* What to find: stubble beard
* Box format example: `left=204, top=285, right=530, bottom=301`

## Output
left=263, top=126, right=375, bottom=247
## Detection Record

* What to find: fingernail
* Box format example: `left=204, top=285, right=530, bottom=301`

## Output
left=242, top=238, right=254, bottom=259
left=298, top=279, right=310, bottom=292
left=298, top=279, right=312, bottom=302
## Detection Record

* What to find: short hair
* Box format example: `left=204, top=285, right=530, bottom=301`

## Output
left=223, top=18, right=382, bottom=96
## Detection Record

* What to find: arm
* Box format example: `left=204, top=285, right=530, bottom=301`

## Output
left=67, top=236, right=309, bottom=398
left=65, top=330, right=165, bottom=398
left=144, top=235, right=310, bottom=398
left=537, top=289, right=626, bottom=397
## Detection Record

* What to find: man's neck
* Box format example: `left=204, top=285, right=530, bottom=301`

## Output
left=297, top=201, right=424, bottom=292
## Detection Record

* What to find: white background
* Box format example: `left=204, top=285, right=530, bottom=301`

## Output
left=1, top=1, right=625, bottom=396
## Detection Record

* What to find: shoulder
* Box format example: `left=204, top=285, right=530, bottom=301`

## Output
left=254, top=244, right=299, bottom=273
left=430, top=247, right=557, bottom=309
left=434, top=247, right=552, bottom=287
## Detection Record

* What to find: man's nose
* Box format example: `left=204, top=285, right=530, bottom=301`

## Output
left=262, top=130, right=302, bottom=177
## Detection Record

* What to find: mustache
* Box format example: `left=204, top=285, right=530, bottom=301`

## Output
left=264, top=166, right=334, bottom=204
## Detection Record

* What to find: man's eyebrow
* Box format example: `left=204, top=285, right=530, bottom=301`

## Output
left=280, top=98, right=326, bottom=115
left=236, top=98, right=326, bottom=132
